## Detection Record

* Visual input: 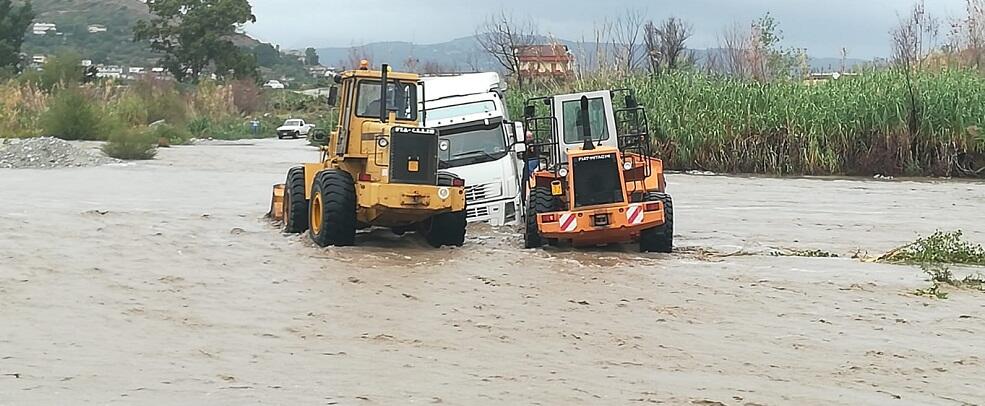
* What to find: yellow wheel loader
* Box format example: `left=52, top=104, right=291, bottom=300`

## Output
left=270, top=64, right=467, bottom=247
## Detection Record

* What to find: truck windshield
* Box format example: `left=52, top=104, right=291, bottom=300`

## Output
left=285, top=120, right=302, bottom=126
left=438, top=122, right=509, bottom=169
left=425, top=100, right=497, bottom=123
left=356, top=80, right=418, bottom=120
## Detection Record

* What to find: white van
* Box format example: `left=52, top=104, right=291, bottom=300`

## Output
left=420, top=73, right=523, bottom=226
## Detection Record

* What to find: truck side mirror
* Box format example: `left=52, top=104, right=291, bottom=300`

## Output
left=513, top=122, right=525, bottom=143
left=327, top=86, right=339, bottom=107
left=625, top=94, right=638, bottom=109
left=523, top=105, right=536, bottom=119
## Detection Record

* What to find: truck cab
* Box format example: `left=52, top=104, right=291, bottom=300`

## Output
left=420, top=73, right=523, bottom=226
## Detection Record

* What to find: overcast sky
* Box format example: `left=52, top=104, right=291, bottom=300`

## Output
left=246, top=0, right=968, bottom=58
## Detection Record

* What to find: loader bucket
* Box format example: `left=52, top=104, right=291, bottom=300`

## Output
left=268, top=183, right=285, bottom=221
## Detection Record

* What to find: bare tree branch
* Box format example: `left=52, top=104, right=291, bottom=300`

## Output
left=645, top=17, right=694, bottom=75
left=614, top=9, right=646, bottom=73
left=476, top=10, right=537, bottom=89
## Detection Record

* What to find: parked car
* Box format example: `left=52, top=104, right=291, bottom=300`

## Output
left=263, top=80, right=286, bottom=89
left=276, top=119, right=315, bottom=139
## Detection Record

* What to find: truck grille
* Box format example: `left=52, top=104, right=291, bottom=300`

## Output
left=464, top=182, right=503, bottom=203
left=572, top=153, right=623, bottom=208
left=466, top=206, right=490, bottom=219
left=389, top=127, right=438, bottom=185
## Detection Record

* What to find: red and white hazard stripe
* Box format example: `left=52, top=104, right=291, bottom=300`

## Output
left=626, top=204, right=645, bottom=225
left=559, top=213, right=578, bottom=232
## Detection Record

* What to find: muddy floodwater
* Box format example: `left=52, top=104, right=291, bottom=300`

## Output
left=2, top=139, right=984, bottom=405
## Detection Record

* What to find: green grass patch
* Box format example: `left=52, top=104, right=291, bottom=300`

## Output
left=880, top=230, right=985, bottom=265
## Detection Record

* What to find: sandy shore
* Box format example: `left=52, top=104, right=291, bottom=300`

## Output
left=1, top=138, right=983, bottom=405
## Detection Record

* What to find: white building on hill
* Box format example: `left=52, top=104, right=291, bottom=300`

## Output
left=32, top=23, right=57, bottom=35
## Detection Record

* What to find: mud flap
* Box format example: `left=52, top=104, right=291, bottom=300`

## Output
left=268, top=184, right=285, bottom=221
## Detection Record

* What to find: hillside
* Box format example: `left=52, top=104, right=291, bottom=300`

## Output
left=23, top=0, right=259, bottom=66
left=318, top=36, right=868, bottom=73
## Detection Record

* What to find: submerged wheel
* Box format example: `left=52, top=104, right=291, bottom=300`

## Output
left=640, top=192, right=674, bottom=253
left=283, top=166, right=309, bottom=233
left=423, top=209, right=467, bottom=248
left=421, top=172, right=467, bottom=247
left=308, top=170, right=357, bottom=247
left=524, top=186, right=559, bottom=249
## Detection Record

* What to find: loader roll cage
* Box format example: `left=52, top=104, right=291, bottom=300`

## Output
left=521, top=89, right=655, bottom=179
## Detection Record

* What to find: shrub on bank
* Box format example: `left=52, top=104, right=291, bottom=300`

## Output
left=101, top=128, right=158, bottom=160
left=147, top=123, right=192, bottom=146
left=41, top=87, right=106, bottom=141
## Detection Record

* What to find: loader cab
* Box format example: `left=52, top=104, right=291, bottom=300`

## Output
left=328, top=69, right=422, bottom=158
left=553, top=91, right=619, bottom=158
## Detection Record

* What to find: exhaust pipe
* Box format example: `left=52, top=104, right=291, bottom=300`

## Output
left=379, top=64, right=389, bottom=123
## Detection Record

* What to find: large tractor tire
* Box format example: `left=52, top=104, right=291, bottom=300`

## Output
left=423, top=210, right=467, bottom=248
left=308, top=170, right=357, bottom=247
left=639, top=192, right=674, bottom=253
left=283, top=166, right=309, bottom=233
left=422, top=172, right=467, bottom=247
left=524, top=186, right=559, bottom=249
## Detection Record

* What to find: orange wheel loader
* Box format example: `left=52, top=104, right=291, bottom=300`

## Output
left=520, top=89, right=673, bottom=252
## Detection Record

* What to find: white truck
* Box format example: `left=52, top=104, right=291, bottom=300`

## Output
left=420, top=72, right=523, bottom=226
left=276, top=119, right=315, bottom=139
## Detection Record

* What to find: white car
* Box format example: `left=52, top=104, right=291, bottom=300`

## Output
left=276, top=119, right=315, bottom=139
left=263, top=80, right=286, bottom=89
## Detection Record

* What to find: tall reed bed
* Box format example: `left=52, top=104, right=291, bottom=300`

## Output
left=508, top=69, right=985, bottom=176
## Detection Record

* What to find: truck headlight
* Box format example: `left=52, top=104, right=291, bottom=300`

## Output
left=558, top=167, right=569, bottom=177
left=623, top=161, right=633, bottom=171
left=377, top=137, right=389, bottom=148
left=439, top=140, right=450, bottom=151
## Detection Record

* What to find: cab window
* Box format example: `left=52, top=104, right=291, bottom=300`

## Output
left=356, top=80, right=418, bottom=121
left=562, top=97, right=609, bottom=144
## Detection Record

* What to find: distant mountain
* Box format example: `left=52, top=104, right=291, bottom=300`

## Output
left=318, top=35, right=869, bottom=74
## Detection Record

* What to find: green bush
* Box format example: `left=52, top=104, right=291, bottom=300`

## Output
left=880, top=230, right=985, bottom=265
left=147, top=123, right=191, bottom=145
left=101, top=128, right=158, bottom=160
left=41, top=87, right=106, bottom=140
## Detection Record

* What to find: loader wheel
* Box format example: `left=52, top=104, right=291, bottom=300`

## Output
left=423, top=209, right=467, bottom=248
left=283, top=166, right=309, bottom=233
left=309, top=170, right=357, bottom=247
left=640, top=192, right=674, bottom=253
left=524, top=186, right=559, bottom=249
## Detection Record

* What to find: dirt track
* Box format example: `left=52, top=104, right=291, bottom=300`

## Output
left=2, top=138, right=984, bottom=405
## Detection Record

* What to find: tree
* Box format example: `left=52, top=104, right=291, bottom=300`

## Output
left=476, top=11, right=536, bottom=90
left=753, top=13, right=800, bottom=80
left=0, top=0, right=35, bottom=73
left=304, top=47, right=320, bottom=66
left=644, top=17, right=693, bottom=75
left=717, top=23, right=753, bottom=78
left=891, top=0, right=940, bottom=70
left=254, top=43, right=281, bottom=66
left=38, top=51, right=85, bottom=91
left=614, top=9, right=646, bottom=73
left=133, top=0, right=258, bottom=82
